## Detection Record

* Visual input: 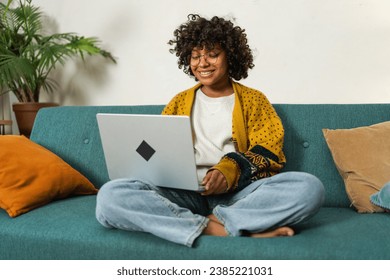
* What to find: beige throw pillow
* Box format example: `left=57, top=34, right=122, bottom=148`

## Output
left=323, top=121, right=390, bottom=213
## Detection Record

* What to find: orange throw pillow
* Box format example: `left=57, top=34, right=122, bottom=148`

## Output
left=0, top=135, right=98, bottom=217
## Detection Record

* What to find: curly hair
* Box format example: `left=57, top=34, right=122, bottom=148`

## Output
left=168, top=14, right=254, bottom=81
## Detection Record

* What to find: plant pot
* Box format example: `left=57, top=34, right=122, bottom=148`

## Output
left=12, top=102, right=59, bottom=138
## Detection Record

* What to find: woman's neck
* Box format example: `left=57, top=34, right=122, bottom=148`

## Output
left=201, top=80, right=233, bottom=98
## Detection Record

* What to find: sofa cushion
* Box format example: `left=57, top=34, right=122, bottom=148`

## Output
left=0, top=135, right=98, bottom=217
left=1, top=197, right=390, bottom=260
left=322, top=121, right=390, bottom=213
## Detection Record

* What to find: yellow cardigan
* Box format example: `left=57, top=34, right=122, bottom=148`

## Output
left=162, top=81, right=286, bottom=192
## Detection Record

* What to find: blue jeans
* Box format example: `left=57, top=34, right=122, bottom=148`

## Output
left=96, top=172, right=324, bottom=247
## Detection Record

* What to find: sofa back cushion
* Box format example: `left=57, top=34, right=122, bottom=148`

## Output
left=30, top=106, right=164, bottom=191
left=31, top=104, right=390, bottom=208
left=274, top=104, right=390, bottom=208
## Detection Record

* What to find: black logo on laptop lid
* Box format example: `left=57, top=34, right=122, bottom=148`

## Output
left=136, top=140, right=156, bottom=161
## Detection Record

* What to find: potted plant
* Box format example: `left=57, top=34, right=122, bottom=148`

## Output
left=0, top=0, right=116, bottom=137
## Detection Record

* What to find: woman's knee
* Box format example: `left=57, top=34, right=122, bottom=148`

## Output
left=98, top=179, right=151, bottom=202
left=97, top=179, right=124, bottom=205
left=274, top=172, right=324, bottom=208
left=97, top=180, right=147, bottom=214
left=96, top=180, right=123, bottom=220
left=293, top=172, right=325, bottom=209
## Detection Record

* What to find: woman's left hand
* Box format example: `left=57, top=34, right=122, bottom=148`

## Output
left=201, top=170, right=228, bottom=196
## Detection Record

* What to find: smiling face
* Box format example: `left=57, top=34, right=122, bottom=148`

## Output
left=189, top=45, right=231, bottom=95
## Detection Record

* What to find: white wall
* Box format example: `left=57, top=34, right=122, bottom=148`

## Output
left=20, top=0, right=390, bottom=105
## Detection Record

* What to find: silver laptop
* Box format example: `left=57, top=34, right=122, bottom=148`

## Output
left=96, top=113, right=204, bottom=191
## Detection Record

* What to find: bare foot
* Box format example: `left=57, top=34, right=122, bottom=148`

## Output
left=208, top=214, right=222, bottom=224
left=203, top=215, right=228, bottom=236
left=203, top=214, right=294, bottom=238
left=249, top=227, right=295, bottom=238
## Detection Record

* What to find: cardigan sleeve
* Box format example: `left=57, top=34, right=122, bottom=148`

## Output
left=211, top=91, right=286, bottom=192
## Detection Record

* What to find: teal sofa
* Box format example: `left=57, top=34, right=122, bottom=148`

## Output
left=1, top=104, right=390, bottom=260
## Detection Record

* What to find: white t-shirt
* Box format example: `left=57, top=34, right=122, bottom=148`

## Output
left=191, top=89, right=236, bottom=182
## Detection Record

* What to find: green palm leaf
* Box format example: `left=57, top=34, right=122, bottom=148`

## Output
left=0, top=0, right=116, bottom=102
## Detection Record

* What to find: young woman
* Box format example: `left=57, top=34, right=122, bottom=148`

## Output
left=96, top=14, right=325, bottom=247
